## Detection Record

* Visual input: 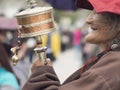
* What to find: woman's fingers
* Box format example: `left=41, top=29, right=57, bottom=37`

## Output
left=31, top=58, right=52, bottom=71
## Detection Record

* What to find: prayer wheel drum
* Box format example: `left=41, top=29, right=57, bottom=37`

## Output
left=16, top=6, right=55, bottom=38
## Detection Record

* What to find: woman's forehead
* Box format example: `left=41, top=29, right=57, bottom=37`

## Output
left=88, top=11, right=113, bottom=19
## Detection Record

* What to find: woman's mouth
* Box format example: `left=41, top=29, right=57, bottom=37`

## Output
left=91, top=25, right=98, bottom=30
left=91, top=27, right=97, bottom=31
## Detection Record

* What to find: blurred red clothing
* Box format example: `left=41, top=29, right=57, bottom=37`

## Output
left=73, top=29, right=82, bottom=46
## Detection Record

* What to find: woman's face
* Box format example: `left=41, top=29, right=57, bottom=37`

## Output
left=85, top=11, right=118, bottom=44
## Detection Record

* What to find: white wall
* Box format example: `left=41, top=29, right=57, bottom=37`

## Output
left=0, top=0, right=26, bottom=18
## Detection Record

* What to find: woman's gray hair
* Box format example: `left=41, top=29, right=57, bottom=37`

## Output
left=108, top=13, right=120, bottom=46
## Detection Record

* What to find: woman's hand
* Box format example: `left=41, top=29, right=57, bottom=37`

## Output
left=31, top=58, right=52, bottom=72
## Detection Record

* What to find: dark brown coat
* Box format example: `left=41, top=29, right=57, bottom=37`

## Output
left=22, top=47, right=120, bottom=90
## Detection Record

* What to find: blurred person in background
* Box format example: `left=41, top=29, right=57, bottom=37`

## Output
left=11, top=38, right=36, bottom=88
left=22, top=0, right=120, bottom=90
left=59, top=17, right=73, bottom=52
left=0, top=16, right=30, bottom=89
left=60, top=29, right=73, bottom=52
left=0, top=44, right=20, bottom=90
left=72, top=27, right=82, bottom=61
left=46, top=33, right=56, bottom=62
left=41, top=28, right=61, bottom=62
left=26, top=38, right=36, bottom=63
left=12, top=43, right=29, bottom=89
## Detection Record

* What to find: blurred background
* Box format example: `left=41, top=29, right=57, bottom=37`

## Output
left=0, top=0, right=100, bottom=89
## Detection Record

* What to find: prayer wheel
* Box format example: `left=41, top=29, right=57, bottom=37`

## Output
left=11, top=0, right=56, bottom=65
left=16, top=6, right=55, bottom=38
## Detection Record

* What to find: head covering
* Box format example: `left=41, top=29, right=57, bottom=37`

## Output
left=76, top=0, right=120, bottom=15
left=0, top=16, right=18, bottom=30
left=76, top=0, right=93, bottom=10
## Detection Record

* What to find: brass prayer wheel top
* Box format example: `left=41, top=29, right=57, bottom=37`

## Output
left=16, top=7, right=53, bottom=17
left=16, top=6, right=56, bottom=38
left=11, top=0, right=55, bottom=65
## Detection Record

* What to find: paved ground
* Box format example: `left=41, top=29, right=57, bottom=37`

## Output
left=53, top=48, right=83, bottom=83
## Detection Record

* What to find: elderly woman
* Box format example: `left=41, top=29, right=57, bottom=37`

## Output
left=22, top=0, right=120, bottom=90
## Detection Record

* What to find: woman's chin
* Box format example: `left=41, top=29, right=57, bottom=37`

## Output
left=85, top=35, right=97, bottom=44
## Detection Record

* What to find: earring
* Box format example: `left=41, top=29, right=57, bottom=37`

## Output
left=111, top=43, right=118, bottom=49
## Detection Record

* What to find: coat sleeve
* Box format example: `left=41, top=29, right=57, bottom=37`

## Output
left=22, top=66, right=61, bottom=90
left=22, top=66, right=111, bottom=90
